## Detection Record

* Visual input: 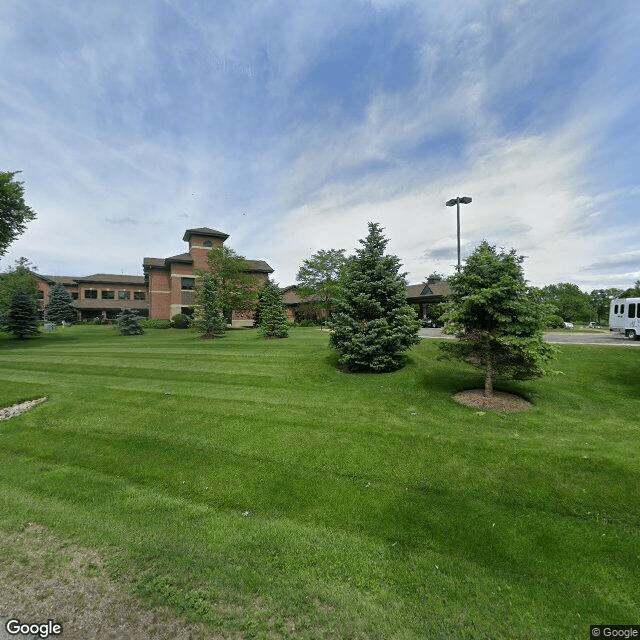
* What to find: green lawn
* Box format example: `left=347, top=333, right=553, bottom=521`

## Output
left=0, top=325, right=638, bottom=639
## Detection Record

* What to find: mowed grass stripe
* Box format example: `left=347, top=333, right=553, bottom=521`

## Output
left=0, top=326, right=638, bottom=638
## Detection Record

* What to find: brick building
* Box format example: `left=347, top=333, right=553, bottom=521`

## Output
left=34, top=227, right=273, bottom=325
left=143, top=227, right=272, bottom=325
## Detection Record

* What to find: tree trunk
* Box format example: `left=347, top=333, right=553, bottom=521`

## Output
left=484, top=352, right=493, bottom=397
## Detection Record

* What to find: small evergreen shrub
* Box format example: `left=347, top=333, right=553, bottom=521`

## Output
left=3, top=286, right=40, bottom=339
left=193, top=272, right=226, bottom=337
left=171, top=313, right=190, bottom=329
left=258, top=281, right=289, bottom=339
left=116, top=309, right=144, bottom=335
left=44, top=282, right=77, bottom=325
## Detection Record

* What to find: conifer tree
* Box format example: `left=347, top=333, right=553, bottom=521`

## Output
left=193, top=272, right=226, bottom=338
left=329, top=222, right=420, bottom=371
left=116, top=308, right=144, bottom=335
left=258, top=280, right=289, bottom=338
left=44, top=282, right=77, bottom=324
left=439, top=241, right=555, bottom=397
left=4, top=286, right=40, bottom=339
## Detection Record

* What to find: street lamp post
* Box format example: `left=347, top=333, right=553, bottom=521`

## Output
left=445, top=196, right=472, bottom=271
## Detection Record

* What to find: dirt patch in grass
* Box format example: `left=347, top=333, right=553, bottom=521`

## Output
left=0, top=524, right=216, bottom=640
left=453, top=389, right=533, bottom=412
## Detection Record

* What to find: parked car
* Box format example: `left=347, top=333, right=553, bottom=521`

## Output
left=563, top=321, right=574, bottom=329
left=588, top=322, right=602, bottom=328
left=421, top=318, right=443, bottom=328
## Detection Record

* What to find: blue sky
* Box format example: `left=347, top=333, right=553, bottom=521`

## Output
left=1, top=0, right=639, bottom=290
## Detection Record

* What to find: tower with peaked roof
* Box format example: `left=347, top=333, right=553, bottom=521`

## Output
left=143, top=227, right=273, bottom=323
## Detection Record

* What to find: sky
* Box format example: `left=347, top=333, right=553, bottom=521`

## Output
left=1, top=0, right=639, bottom=291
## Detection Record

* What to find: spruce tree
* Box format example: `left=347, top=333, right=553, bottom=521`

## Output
left=329, top=222, right=420, bottom=372
left=44, top=282, right=77, bottom=324
left=258, top=280, right=289, bottom=338
left=116, top=308, right=144, bottom=335
left=4, top=286, right=40, bottom=339
left=193, top=272, right=226, bottom=338
left=439, top=241, right=555, bottom=397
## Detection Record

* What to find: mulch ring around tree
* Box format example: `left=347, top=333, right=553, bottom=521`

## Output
left=453, top=389, right=533, bottom=412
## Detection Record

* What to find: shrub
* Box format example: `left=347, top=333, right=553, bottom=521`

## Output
left=141, top=318, right=171, bottom=329
left=546, top=314, right=565, bottom=329
left=116, top=309, right=144, bottom=335
left=44, top=282, right=77, bottom=325
left=258, top=280, right=289, bottom=339
left=3, top=286, right=40, bottom=339
left=171, top=313, right=190, bottom=329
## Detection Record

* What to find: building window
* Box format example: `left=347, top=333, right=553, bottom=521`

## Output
left=204, top=240, right=212, bottom=247
left=37, top=290, right=44, bottom=300
left=181, top=277, right=195, bottom=290
left=84, top=290, right=97, bottom=299
left=118, top=290, right=130, bottom=300
left=134, top=291, right=145, bottom=300
left=71, top=292, right=78, bottom=300
left=102, top=290, right=114, bottom=299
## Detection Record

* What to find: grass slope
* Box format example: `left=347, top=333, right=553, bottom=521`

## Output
left=0, top=326, right=638, bottom=639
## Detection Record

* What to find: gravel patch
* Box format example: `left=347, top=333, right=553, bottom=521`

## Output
left=0, top=398, right=48, bottom=421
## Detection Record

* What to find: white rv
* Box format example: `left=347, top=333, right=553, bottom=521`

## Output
left=609, top=298, right=640, bottom=340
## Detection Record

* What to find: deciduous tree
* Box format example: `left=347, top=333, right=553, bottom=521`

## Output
left=439, top=241, right=555, bottom=397
left=329, top=223, right=420, bottom=372
left=201, top=246, right=260, bottom=321
left=296, top=248, right=347, bottom=328
left=0, top=172, right=37, bottom=258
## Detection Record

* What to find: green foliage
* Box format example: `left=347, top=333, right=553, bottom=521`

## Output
left=257, top=280, right=289, bottom=338
left=439, top=241, right=555, bottom=396
left=170, top=314, right=190, bottom=329
left=3, top=286, right=40, bottom=339
left=329, top=222, right=420, bottom=372
left=539, top=282, right=591, bottom=322
left=546, top=314, right=565, bottom=329
left=0, top=258, right=38, bottom=317
left=296, top=248, right=347, bottom=324
left=116, top=309, right=144, bottom=335
left=425, top=271, right=446, bottom=284
left=140, top=318, right=171, bottom=329
left=204, top=246, right=260, bottom=314
left=621, top=280, right=640, bottom=298
left=44, top=282, right=77, bottom=324
left=192, top=272, right=226, bottom=338
left=0, top=171, right=37, bottom=258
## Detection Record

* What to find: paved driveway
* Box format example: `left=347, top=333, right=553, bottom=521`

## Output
left=418, top=328, right=640, bottom=346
